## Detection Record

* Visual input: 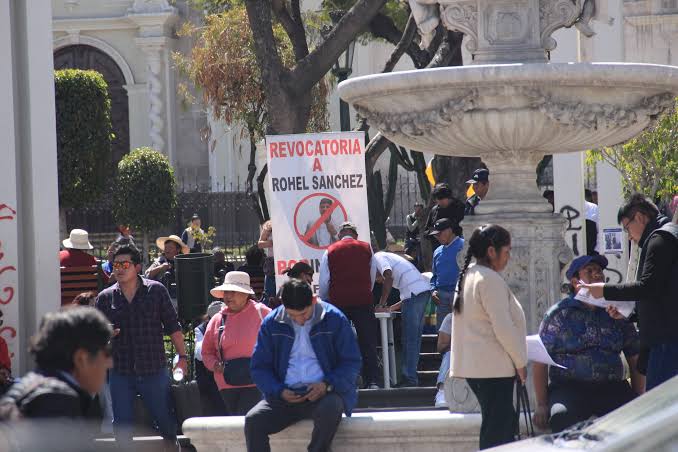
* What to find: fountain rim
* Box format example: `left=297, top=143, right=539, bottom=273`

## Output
left=338, top=62, right=678, bottom=102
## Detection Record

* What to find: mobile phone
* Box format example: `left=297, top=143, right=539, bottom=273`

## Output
left=291, top=386, right=309, bottom=396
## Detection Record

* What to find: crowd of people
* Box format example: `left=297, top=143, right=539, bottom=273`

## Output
left=0, top=168, right=676, bottom=452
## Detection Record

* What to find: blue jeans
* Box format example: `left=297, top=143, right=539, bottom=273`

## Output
left=109, top=369, right=177, bottom=443
left=436, top=351, right=450, bottom=387
left=435, top=290, right=454, bottom=332
left=401, top=290, right=431, bottom=385
left=646, top=342, right=678, bottom=390
left=264, top=274, right=276, bottom=298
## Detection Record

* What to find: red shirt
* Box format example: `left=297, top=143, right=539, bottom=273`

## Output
left=0, top=337, right=10, bottom=370
left=59, top=249, right=97, bottom=267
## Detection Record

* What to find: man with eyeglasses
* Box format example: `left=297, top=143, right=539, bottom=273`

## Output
left=578, top=193, right=678, bottom=391
left=95, top=244, right=187, bottom=449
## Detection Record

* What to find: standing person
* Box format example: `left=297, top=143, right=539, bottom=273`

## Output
left=245, top=279, right=362, bottom=452
left=429, top=219, right=465, bottom=331
left=451, top=225, right=527, bottom=450
left=194, top=301, right=228, bottom=416
left=95, top=244, right=187, bottom=448
left=584, top=188, right=600, bottom=255
left=181, top=213, right=205, bottom=253
left=405, top=202, right=425, bottom=261
left=424, top=183, right=465, bottom=249
left=374, top=251, right=431, bottom=387
left=434, top=313, right=452, bottom=407
left=116, top=225, right=135, bottom=245
left=578, top=193, right=678, bottom=390
left=258, top=220, right=276, bottom=301
left=465, top=168, right=490, bottom=216
left=319, top=221, right=380, bottom=389
left=101, top=242, right=119, bottom=286
left=201, top=272, right=271, bottom=415
left=238, top=245, right=266, bottom=300
left=60, top=229, right=97, bottom=267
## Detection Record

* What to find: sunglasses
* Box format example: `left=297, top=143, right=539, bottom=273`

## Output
left=112, top=260, right=133, bottom=270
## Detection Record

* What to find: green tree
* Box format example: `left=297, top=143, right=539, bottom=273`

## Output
left=113, top=147, right=178, bottom=261
left=54, top=69, right=113, bottom=235
left=588, top=99, right=678, bottom=203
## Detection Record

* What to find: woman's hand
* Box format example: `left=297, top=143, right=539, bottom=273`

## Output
left=214, top=362, right=224, bottom=374
left=533, top=404, right=549, bottom=430
left=516, top=366, right=527, bottom=385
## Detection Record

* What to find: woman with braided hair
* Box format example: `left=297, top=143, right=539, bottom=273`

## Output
left=450, top=224, right=527, bottom=450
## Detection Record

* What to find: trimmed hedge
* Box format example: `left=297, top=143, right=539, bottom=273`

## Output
left=113, top=147, right=177, bottom=232
left=55, top=69, right=112, bottom=208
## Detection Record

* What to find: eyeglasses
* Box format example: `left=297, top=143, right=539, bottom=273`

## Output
left=112, top=260, right=133, bottom=270
left=622, top=214, right=637, bottom=233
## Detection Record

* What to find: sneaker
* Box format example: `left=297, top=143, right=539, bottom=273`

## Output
left=434, top=389, right=448, bottom=408
left=367, top=383, right=380, bottom=390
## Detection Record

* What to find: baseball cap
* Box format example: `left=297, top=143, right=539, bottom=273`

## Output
left=428, top=218, right=455, bottom=235
left=466, top=168, right=490, bottom=184
left=566, top=254, right=609, bottom=280
left=339, top=221, right=358, bottom=233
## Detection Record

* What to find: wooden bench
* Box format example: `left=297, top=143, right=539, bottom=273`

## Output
left=60, top=263, right=104, bottom=306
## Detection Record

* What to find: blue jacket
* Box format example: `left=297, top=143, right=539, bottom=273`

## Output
left=250, top=300, right=362, bottom=415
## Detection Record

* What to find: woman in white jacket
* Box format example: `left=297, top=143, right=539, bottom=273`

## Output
left=451, top=224, right=527, bottom=450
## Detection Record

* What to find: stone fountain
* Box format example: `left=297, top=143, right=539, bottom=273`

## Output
left=339, top=0, right=678, bottom=334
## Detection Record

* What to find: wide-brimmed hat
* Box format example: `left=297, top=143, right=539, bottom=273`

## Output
left=62, top=229, right=93, bottom=250
left=156, top=235, right=189, bottom=254
left=210, top=271, right=255, bottom=298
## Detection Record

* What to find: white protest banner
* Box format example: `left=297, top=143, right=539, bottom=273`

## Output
left=266, top=132, right=370, bottom=292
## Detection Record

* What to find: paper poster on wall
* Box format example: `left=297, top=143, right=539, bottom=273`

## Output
left=266, top=132, right=369, bottom=292
left=603, top=227, right=623, bottom=255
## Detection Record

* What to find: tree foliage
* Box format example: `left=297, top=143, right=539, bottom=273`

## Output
left=588, top=99, right=678, bottom=202
left=54, top=69, right=112, bottom=208
left=113, top=147, right=178, bottom=233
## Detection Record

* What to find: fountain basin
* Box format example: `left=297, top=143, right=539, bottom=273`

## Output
left=338, top=62, right=678, bottom=156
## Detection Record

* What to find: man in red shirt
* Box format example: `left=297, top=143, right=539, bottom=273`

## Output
left=60, top=229, right=97, bottom=267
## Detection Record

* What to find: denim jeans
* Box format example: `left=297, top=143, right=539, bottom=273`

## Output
left=435, top=290, right=454, bottom=332
left=109, top=369, right=177, bottom=443
left=401, top=290, right=431, bottom=385
left=436, top=351, right=450, bottom=387
left=646, top=342, right=678, bottom=390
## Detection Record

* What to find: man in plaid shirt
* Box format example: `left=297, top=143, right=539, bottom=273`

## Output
left=96, top=244, right=187, bottom=449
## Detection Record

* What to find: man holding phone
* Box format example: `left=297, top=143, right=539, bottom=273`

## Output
left=246, top=279, right=361, bottom=452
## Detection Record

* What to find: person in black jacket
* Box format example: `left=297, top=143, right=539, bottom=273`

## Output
left=0, top=307, right=112, bottom=420
left=424, top=183, right=465, bottom=250
left=578, top=194, right=678, bottom=390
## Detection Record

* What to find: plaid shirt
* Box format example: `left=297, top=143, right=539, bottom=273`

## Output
left=96, top=277, right=181, bottom=376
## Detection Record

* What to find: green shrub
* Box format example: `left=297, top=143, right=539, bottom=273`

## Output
left=54, top=69, right=112, bottom=208
left=113, top=147, right=178, bottom=232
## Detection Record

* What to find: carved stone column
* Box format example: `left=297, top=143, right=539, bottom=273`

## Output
left=128, top=0, right=178, bottom=157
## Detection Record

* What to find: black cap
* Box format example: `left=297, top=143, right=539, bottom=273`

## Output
left=191, top=213, right=200, bottom=220
left=429, top=218, right=454, bottom=235
left=466, top=168, right=489, bottom=184
left=431, top=183, right=452, bottom=200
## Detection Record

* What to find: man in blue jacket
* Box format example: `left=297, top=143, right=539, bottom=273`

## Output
left=246, top=279, right=361, bottom=452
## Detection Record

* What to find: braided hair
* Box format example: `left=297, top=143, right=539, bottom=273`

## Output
left=453, top=224, right=511, bottom=313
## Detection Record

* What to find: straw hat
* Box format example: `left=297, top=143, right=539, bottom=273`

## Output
left=62, top=229, right=93, bottom=250
left=156, top=235, right=189, bottom=254
left=210, top=271, right=255, bottom=298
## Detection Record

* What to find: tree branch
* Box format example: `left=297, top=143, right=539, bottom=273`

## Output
left=271, top=0, right=309, bottom=61
left=368, top=13, right=431, bottom=69
left=290, top=0, right=387, bottom=94
left=383, top=14, right=418, bottom=73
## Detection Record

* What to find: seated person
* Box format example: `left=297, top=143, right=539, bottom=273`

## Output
left=238, top=245, right=266, bottom=300
left=212, top=247, right=234, bottom=283
left=434, top=313, right=452, bottom=408
left=532, top=255, right=644, bottom=433
left=59, top=229, right=97, bottom=267
left=246, top=279, right=362, bottom=452
left=145, top=235, right=189, bottom=294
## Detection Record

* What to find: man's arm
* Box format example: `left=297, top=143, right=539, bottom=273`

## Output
left=250, top=323, right=286, bottom=400
left=323, top=315, right=362, bottom=394
left=318, top=252, right=331, bottom=300
left=436, top=331, right=451, bottom=354
left=532, top=362, right=550, bottom=429
left=379, top=269, right=394, bottom=306
left=406, top=215, right=418, bottom=232
left=144, top=259, right=168, bottom=280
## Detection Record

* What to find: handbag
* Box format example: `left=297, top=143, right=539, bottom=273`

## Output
left=218, top=314, right=253, bottom=386
left=514, top=378, right=535, bottom=439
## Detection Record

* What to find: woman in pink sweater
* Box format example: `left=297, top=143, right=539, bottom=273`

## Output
left=202, top=271, right=271, bottom=415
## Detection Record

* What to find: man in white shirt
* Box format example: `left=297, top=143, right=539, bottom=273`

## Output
left=305, top=198, right=340, bottom=247
left=375, top=251, right=431, bottom=387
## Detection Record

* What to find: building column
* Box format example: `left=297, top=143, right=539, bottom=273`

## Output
left=0, top=0, right=60, bottom=373
left=135, top=38, right=168, bottom=155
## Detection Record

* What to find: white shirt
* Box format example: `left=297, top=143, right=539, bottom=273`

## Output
left=194, top=325, right=205, bottom=361
left=374, top=251, right=430, bottom=300
left=318, top=236, right=377, bottom=300
left=306, top=219, right=340, bottom=247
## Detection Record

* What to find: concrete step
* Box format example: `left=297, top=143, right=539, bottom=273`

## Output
left=420, top=334, right=438, bottom=353
left=357, top=387, right=436, bottom=409
left=95, top=436, right=195, bottom=452
left=416, top=370, right=439, bottom=387
left=418, top=352, right=443, bottom=371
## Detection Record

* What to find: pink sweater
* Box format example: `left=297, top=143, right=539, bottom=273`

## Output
left=202, top=301, right=271, bottom=390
